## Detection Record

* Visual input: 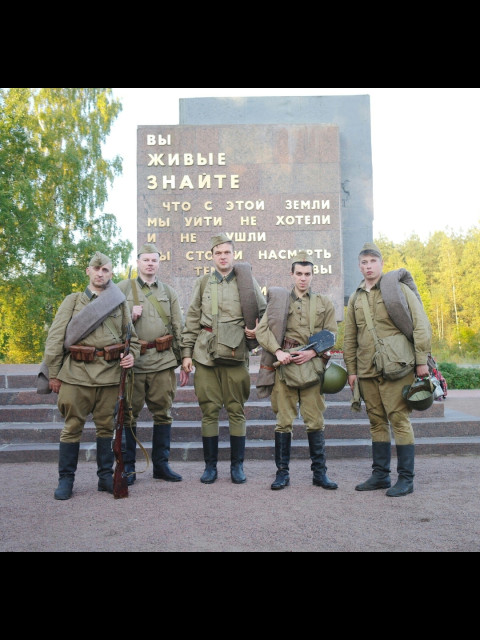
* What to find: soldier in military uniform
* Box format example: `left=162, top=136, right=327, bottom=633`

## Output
left=118, top=243, right=188, bottom=486
left=42, top=252, right=140, bottom=500
left=180, top=233, right=266, bottom=484
left=343, top=242, right=431, bottom=497
left=255, top=251, right=338, bottom=491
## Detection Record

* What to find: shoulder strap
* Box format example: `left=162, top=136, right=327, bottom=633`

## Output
left=104, top=316, right=122, bottom=342
left=309, top=293, right=316, bottom=335
left=360, top=292, right=381, bottom=346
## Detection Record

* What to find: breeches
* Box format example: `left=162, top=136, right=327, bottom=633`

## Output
left=358, top=374, right=415, bottom=445
left=126, top=369, right=177, bottom=427
left=271, top=376, right=326, bottom=434
left=57, top=382, right=119, bottom=443
left=193, top=360, right=251, bottom=437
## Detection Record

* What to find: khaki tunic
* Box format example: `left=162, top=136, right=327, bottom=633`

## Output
left=118, top=277, right=184, bottom=374
left=256, top=289, right=337, bottom=433
left=342, top=275, right=432, bottom=445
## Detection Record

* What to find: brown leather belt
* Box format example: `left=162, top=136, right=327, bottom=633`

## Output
left=202, top=326, right=213, bottom=333
left=283, top=337, right=300, bottom=350
left=144, top=341, right=157, bottom=349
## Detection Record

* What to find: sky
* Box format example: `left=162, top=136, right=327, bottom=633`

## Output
left=102, top=88, right=480, bottom=255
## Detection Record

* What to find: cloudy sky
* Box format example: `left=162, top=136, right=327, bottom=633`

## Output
left=102, top=88, right=480, bottom=251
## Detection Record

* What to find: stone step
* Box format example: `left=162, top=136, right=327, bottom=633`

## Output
left=2, top=435, right=480, bottom=463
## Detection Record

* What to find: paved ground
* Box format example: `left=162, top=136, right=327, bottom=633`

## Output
left=1, top=388, right=479, bottom=553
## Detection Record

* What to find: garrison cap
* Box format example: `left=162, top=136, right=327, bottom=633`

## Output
left=89, top=251, right=112, bottom=267
left=211, top=233, right=233, bottom=250
left=138, top=243, right=161, bottom=257
left=359, top=242, right=382, bottom=259
left=292, top=250, right=314, bottom=266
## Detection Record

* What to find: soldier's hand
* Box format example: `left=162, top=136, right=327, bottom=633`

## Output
left=416, top=364, right=430, bottom=378
left=179, top=369, right=190, bottom=387
left=245, top=318, right=259, bottom=340
left=120, top=353, right=135, bottom=368
left=290, top=349, right=316, bottom=365
left=132, top=305, right=143, bottom=322
left=275, top=349, right=292, bottom=365
left=348, top=374, right=357, bottom=391
left=182, top=357, right=194, bottom=374
left=49, top=378, right=62, bottom=394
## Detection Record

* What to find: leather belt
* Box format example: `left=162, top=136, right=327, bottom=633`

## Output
left=202, top=326, right=213, bottom=333
left=260, top=365, right=276, bottom=371
left=283, top=337, right=300, bottom=350
left=144, top=341, right=157, bottom=349
left=95, top=350, right=105, bottom=357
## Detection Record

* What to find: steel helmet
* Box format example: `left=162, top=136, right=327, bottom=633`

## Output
left=402, top=376, right=435, bottom=411
left=322, top=361, right=348, bottom=394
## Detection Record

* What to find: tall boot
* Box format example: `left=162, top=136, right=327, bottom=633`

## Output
left=230, top=435, right=246, bottom=484
left=386, top=444, right=415, bottom=497
left=308, top=430, right=338, bottom=490
left=124, top=425, right=137, bottom=486
left=271, top=431, right=291, bottom=490
left=54, top=442, right=80, bottom=500
left=200, top=436, right=218, bottom=484
left=96, top=437, right=114, bottom=493
left=355, top=441, right=392, bottom=491
left=152, top=424, right=182, bottom=481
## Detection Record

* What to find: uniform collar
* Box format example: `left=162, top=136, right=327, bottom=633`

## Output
left=291, top=286, right=312, bottom=301
left=138, top=276, right=159, bottom=288
left=85, top=287, right=98, bottom=300
left=213, top=270, right=235, bottom=283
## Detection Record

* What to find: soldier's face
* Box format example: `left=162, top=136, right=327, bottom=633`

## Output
left=292, top=265, right=313, bottom=294
left=86, top=264, right=113, bottom=291
left=213, top=243, right=234, bottom=274
left=359, top=254, right=383, bottom=283
left=137, top=253, right=160, bottom=279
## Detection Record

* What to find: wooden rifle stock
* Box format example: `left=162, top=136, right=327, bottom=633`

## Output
left=112, top=323, right=132, bottom=499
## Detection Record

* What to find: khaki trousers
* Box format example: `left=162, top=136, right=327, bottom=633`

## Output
left=271, top=376, right=326, bottom=434
left=57, top=382, right=119, bottom=443
left=126, top=369, right=176, bottom=427
left=193, top=360, right=251, bottom=437
left=358, top=373, right=415, bottom=445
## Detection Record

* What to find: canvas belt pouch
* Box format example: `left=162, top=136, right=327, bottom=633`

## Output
left=277, top=348, right=325, bottom=390
left=156, top=334, right=174, bottom=352
left=361, top=293, right=415, bottom=381
left=69, top=345, right=96, bottom=362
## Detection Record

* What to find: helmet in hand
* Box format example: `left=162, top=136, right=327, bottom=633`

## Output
left=402, top=376, right=435, bottom=411
left=322, top=361, right=348, bottom=394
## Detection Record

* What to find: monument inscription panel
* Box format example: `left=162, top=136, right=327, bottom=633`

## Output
left=137, top=124, right=343, bottom=318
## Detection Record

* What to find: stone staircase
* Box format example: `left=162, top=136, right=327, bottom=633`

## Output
left=1, top=357, right=480, bottom=463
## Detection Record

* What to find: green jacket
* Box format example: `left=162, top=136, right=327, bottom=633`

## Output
left=118, top=277, right=184, bottom=373
left=343, top=276, right=432, bottom=378
left=44, top=288, right=140, bottom=387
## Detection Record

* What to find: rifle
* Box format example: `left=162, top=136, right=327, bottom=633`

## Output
left=112, top=322, right=133, bottom=499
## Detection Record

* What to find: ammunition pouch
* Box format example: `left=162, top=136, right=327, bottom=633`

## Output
left=103, top=343, right=126, bottom=361
left=155, top=334, right=174, bottom=352
left=69, top=345, right=96, bottom=362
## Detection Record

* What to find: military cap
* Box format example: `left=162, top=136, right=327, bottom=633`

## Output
left=292, top=250, right=314, bottom=265
left=211, top=233, right=233, bottom=250
left=89, top=251, right=112, bottom=267
left=138, top=243, right=161, bottom=257
left=359, top=242, right=382, bottom=258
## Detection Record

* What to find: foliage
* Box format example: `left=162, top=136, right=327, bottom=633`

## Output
left=0, top=88, right=133, bottom=363
left=438, top=362, right=480, bottom=390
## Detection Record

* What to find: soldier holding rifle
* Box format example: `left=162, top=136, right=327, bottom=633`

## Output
left=38, top=252, right=140, bottom=500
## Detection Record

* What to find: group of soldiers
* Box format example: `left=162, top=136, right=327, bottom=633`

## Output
left=39, top=233, right=431, bottom=501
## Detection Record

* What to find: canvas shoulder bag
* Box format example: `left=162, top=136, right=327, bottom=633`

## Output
left=360, top=292, right=415, bottom=381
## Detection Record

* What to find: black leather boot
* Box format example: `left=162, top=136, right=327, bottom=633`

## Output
left=96, top=437, right=114, bottom=493
left=355, top=441, right=392, bottom=491
left=54, top=442, right=80, bottom=500
left=386, top=444, right=415, bottom=497
left=230, top=435, right=247, bottom=484
left=124, top=425, right=137, bottom=486
left=200, top=436, right=218, bottom=484
left=152, top=424, right=182, bottom=481
left=308, top=430, right=338, bottom=489
left=271, top=431, right=291, bottom=490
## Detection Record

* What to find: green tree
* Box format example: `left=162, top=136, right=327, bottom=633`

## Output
left=0, top=88, right=132, bottom=363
